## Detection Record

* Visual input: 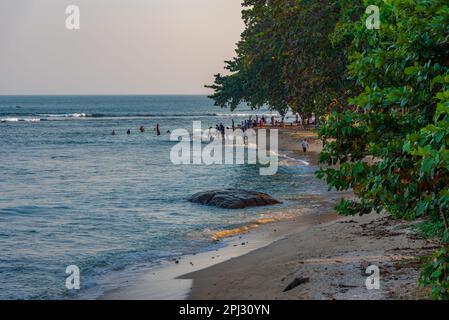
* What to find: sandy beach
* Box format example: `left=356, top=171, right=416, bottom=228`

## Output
left=179, top=128, right=438, bottom=300
left=98, top=127, right=438, bottom=301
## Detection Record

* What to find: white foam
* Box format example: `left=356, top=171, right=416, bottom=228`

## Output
left=38, top=113, right=88, bottom=118
left=0, top=117, right=19, bottom=122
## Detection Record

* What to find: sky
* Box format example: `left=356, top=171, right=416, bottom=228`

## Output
left=0, top=0, right=244, bottom=95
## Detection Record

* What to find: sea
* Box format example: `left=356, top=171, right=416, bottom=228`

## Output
left=0, top=95, right=321, bottom=299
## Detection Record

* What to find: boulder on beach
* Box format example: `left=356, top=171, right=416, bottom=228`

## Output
left=188, top=189, right=281, bottom=209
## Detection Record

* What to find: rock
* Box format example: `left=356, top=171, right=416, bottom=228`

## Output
left=188, top=189, right=281, bottom=209
left=283, top=277, right=310, bottom=292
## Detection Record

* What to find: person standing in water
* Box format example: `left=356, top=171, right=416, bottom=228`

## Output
left=156, top=124, right=161, bottom=136
left=112, top=130, right=116, bottom=136
left=140, top=126, right=145, bottom=133
left=127, top=129, right=131, bottom=135
left=219, top=123, right=225, bottom=137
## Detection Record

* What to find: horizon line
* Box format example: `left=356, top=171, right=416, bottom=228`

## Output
left=0, top=93, right=211, bottom=97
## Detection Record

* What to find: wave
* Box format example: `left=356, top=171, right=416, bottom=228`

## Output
left=0, top=112, right=288, bottom=123
left=278, top=153, right=310, bottom=166
left=0, top=117, right=41, bottom=123
left=37, top=113, right=88, bottom=118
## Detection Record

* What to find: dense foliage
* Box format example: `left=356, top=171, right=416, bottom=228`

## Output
left=206, top=0, right=359, bottom=116
left=317, top=0, right=449, bottom=298
left=208, top=0, right=449, bottom=299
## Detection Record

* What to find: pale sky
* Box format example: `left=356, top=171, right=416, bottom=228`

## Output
left=0, top=0, right=244, bottom=95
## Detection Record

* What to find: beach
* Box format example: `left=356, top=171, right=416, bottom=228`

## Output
left=98, top=127, right=438, bottom=300
left=0, top=95, right=437, bottom=300
left=180, top=129, right=438, bottom=300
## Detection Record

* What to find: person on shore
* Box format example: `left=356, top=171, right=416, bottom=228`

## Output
left=156, top=124, right=161, bottom=136
left=139, top=126, right=145, bottom=133
left=259, top=118, right=264, bottom=128
left=127, top=129, right=131, bottom=135
left=112, top=130, right=116, bottom=136
left=301, top=139, right=309, bottom=153
left=232, top=119, right=235, bottom=131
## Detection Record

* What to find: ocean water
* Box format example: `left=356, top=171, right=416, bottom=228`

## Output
left=0, top=95, right=320, bottom=300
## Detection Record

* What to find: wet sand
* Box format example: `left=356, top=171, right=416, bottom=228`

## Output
left=184, top=213, right=437, bottom=300
left=101, top=127, right=436, bottom=300
left=182, top=128, right=437, bottom=300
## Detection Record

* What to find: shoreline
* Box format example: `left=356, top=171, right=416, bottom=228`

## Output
left=182, top=129, right=438, bottom=300
left=99, top=127, right=436, bottom=300
left=100, top=210, right=340, bottom=300
left=98, top=127, right=331, bottom=300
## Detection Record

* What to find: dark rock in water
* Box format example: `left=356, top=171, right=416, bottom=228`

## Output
left=283, top=277, right=310, bottom=292
left=189, top=189, right=281, bottom=209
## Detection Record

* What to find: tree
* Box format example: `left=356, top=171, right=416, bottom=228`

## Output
left=318, top=0, right=449, bottom=299
left=206, top=0, right=356, bottom=117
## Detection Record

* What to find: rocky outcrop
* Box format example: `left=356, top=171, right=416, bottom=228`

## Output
left=189, top=189, right=281, bottom=209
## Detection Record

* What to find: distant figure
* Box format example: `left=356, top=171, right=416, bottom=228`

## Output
left=112, top=130, right=116, bottom=136
left=259, top=118, right=264, bottom=128
left=301, top=139, right=309, bottom=153
left=156, top=124, right=161, bottom=136
left=219, top=123, right=225, bottom=137
left=127, top=129, right=131, bottom=135
left=232, top=119, right=235, bottom=131
left=167, top=130, right=171, bottom=134
left=208, top=127, right=213, bottom=141
left=140, top=126, right=145, bottom=133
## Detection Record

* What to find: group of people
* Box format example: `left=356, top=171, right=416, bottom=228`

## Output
left=210, top=116, right=267, bottom=138
left=212, top=117, right=312, bottom=153
left=111, top=124, right=170, bottom=136
left=242, top=116, right=267, bottom=131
